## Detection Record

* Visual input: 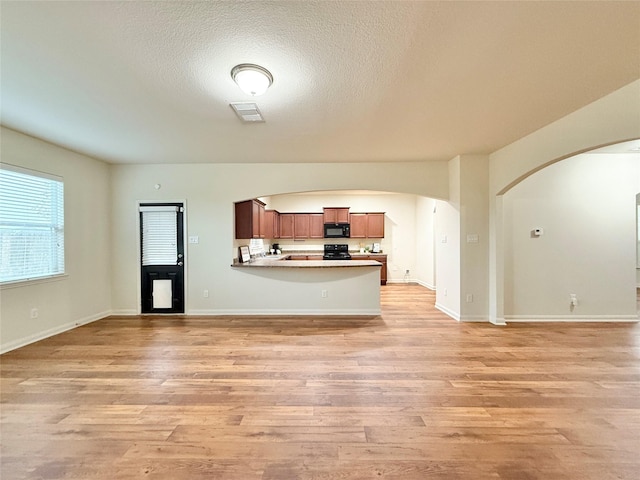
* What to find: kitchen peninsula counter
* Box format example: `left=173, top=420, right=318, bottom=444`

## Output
left=231, top=256, right=382, bottom=268
left=229, top=255, right=382, bottom=315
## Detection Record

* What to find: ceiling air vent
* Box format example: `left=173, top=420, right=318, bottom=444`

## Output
left=230, top=102, right=265, bottom=123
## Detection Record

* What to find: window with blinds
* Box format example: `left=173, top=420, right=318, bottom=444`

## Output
left=0, top=165, right=65, bottom=283
left=140, top=206, right=178, bottom=266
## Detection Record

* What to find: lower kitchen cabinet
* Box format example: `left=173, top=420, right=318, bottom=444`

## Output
left=353, top=254, right=387, bottom=285
left=287, top=254, right=323, bottom=260
left=368, top=254, right=387, bottom=285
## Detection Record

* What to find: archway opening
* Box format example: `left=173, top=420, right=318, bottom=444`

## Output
left=232, top=189, right=442, bottom=289
left=499, top=139, right=639, bottom=322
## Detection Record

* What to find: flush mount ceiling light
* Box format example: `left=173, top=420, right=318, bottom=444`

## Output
left=231, top=64, right=273, bottom=96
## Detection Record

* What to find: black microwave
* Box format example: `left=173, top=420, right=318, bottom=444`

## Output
left=324, top=223, right=350, bottom=238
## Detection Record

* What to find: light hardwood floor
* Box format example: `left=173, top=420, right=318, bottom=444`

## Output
left=2, top=284, right=639, bottom=479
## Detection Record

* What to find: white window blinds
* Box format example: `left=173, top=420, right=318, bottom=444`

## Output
left=0, top=165, right=65, bottom=283
left=140, top=206, right=178, bottom=266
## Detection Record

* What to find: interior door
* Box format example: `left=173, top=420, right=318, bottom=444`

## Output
left=140, top=203, right=184, bottom=314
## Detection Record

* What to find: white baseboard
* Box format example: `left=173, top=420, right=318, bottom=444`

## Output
left=435, top=302, right=460, bottom=321
left=505, top=315, right=639, bottom=323
left=1, top=310, right=111, bottom=354
left=459, top=315, right=489, bottom=322
left=188, top=308, right=381, bottom=316
left=110, top=309, right=138, bottom=316
left=414, top=279, right=436, bottom=290
left=386, top=279, right=436, bottom=290
left=386, top=279, right=411, bottom=285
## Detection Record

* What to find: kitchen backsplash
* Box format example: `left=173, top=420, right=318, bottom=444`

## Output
left=267, top=239, right=385, bottom=253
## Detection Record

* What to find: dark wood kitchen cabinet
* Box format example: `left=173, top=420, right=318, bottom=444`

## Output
left=369, top=254, right=387, bottom=285
left=323, top=207, right=350, bottom=224
left=349, top=213, right=367, bottom=238
left=287, top=254, right=323, bottom=261
left=284, top=213, right=324, bottom=239
left=235, top=199, right=266, bottom=239
left=309, top=213, right=324, bottom=238
left=263, top=210, right=279, bottom=239
left=367, top=213, right=385, bottom=238
left=279, top=213, right=295, bottom=239
left=294, top=214, right=310, bottom=239
left=350, top=212, right=385, bottom=238
left=355, top=254, right=387, bottom=285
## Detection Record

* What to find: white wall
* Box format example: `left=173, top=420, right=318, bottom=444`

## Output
left=434, top=199, right=460, bottom=319
left=110, top=162, right=449, bottom=314
left=0, top=127, right=112, bottom=352
left=489, top=79, right=640, bottom=324
left=459, top=155, right=490, bottom=321
left=415, top=196, right=436, bottom=289
left=503, top=153, right=639, bottom=320
left=264, top=192, right=418, bottom=283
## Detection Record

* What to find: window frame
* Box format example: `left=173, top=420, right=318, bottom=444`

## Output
left=0, top=163, right=66, bottom=286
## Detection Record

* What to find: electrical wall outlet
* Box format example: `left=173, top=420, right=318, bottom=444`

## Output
left=203, top=289, right=209, bottom=298
left=321, top=290, right=328, bottom=298
left=466, top=294, right=473, bottom=303
left=30, top=308, right=39, bottom=319
left=569, top=294, right=578, bottom=307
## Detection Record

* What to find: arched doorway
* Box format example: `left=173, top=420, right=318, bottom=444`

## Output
left=496, top=139, right=640, bottom=322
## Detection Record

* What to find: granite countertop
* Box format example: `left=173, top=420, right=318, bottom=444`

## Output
left=268, top=250, right=385, bottom=256
left=232, top=255, right=383, bottom=268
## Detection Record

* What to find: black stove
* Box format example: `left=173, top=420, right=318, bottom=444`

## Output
left=323, top=244, right=352, bottom=260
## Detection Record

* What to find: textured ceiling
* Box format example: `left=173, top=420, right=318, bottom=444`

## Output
left=1, top=1, right=639, bottom=164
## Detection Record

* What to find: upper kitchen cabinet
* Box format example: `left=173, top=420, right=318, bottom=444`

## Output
left=235, top=199, right=266, bottom=239
left=264, top=210, right=280, bottom=239
left=293, top=213, right=324, bottom=239
left=279, top=213, right=295, bottom=239
left=349, top=213, right=367, bottom=238
left=350, top=212, right=385, bottom=238
left=323, top=207, right=350, bottom=224
left=294, top=214, right=310, bottom=238
left=278, top=213, right=324, bottom=239
left=367, top=213, right=385, bottom=237
left=309, top=213, right=324, bottom=238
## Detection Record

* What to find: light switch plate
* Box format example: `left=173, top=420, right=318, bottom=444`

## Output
left=189, top=236, right=199, bottom=244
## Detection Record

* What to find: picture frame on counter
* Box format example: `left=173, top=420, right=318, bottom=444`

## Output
left=238, top=245, right=251, bottom=263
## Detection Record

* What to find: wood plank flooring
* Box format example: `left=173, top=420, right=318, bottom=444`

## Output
left=2, top=284, right=639, bottom=479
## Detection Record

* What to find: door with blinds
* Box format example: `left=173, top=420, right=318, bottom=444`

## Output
left=140, top=203, right=184, bottom=314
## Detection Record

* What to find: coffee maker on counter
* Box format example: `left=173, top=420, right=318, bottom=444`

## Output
left=271, top=243, right=281, bottom=255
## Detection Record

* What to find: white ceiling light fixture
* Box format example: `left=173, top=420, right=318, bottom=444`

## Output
left=231, top=64, right=273, bottom=96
